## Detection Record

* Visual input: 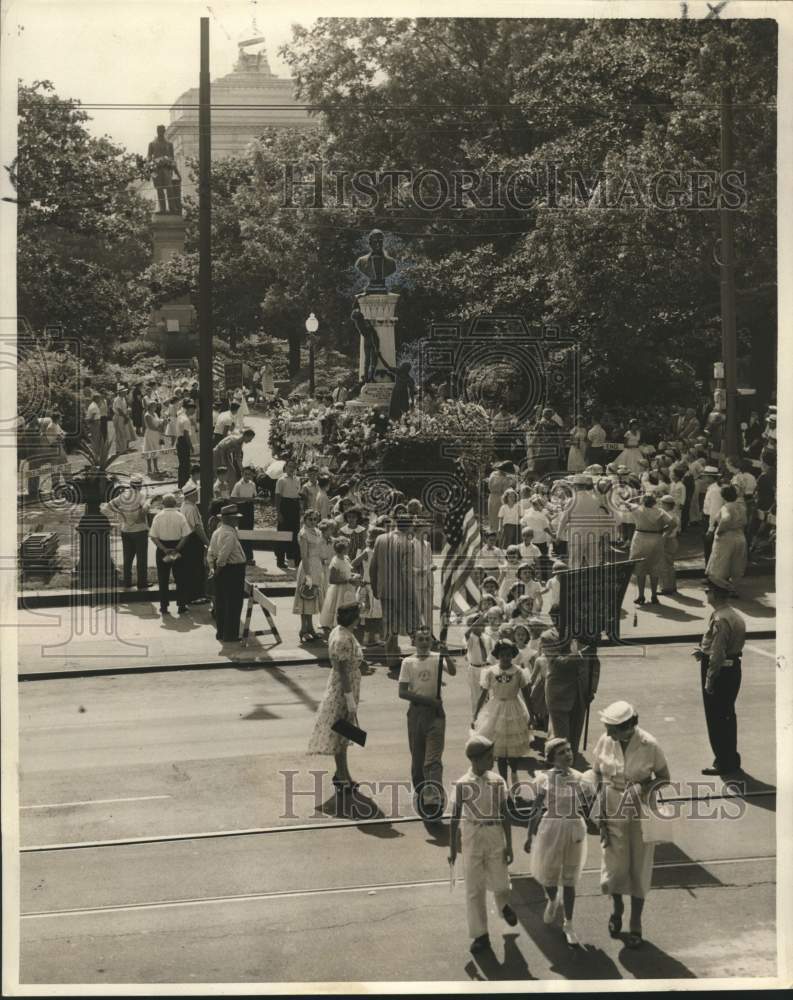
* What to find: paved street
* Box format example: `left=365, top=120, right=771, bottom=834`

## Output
left=18, top=639, right=776, bottom=983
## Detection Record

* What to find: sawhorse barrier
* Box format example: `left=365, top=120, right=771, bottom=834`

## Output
left=239, top=578, right=281, bottom=647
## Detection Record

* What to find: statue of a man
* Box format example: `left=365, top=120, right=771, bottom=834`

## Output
left=351, top=307, right=381, bottom=382
left=147, top=125, right=181, bottom=215
left=355, top=229, right=397, bottom=293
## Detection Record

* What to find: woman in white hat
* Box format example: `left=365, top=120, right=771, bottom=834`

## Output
left=591, top=701, right=671, bottom=949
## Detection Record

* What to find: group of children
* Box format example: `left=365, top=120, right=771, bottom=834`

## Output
left=395, top=623, right=591, bottom=955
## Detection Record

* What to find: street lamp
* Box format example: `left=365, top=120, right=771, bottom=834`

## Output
left=305, top=312, right=319, bottom=397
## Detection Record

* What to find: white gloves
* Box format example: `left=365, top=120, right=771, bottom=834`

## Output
left=345, top=693, right=357, bottom=714
left=305, top=575, right=313, bottom=587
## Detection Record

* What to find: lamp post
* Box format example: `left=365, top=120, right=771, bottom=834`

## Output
left=305, top=312, right=319, bottom=398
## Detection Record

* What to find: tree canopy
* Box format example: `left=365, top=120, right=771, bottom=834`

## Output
left=10, top=81, right=152, bottom=365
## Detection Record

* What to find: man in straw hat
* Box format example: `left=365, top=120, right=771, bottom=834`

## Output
left=104, top=474, right=150, bottom=590
left=449, top=733, right=517, bottom=955
left=694, top=576, right=746, bottom=775
left=207, top=504, right=248, bottom=642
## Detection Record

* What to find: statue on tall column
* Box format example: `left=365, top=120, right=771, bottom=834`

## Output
left=355, top=229, right=397, bottom=293
left=147, top=125, right=182, bottom=215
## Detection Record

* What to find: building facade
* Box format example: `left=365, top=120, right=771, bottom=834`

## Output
left=164, top=34, right=314, bottom=197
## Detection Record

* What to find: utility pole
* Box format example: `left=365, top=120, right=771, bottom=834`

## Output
left=198, top=17, right=214, bottom=519
left=719, top=29, right=739, bottom=458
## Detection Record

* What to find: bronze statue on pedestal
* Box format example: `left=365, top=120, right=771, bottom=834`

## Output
left=147, top=125, right=182, bottom=215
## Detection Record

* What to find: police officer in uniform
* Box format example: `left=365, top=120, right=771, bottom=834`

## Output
left=694, top=576, right=746, bottom=776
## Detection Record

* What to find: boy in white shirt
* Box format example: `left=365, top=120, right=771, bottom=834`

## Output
left=398, top=627, right=456, bottom=819
left=449, top=733, right=516, bottom=955
left=464, top=613, right=493, bottom=715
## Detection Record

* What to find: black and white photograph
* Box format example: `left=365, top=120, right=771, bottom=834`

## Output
left=0, top=0, right=790, bottom=992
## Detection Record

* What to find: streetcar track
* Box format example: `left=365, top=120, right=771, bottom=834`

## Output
left=20, top=788, right=776, bottom=853
left=20, top=854, right=776, bottom=920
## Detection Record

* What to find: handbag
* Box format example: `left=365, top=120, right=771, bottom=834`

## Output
left=331, top=718, right=367, bottom=747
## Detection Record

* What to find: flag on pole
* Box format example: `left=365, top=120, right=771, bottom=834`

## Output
left=439, top=503, right=480, bottom=638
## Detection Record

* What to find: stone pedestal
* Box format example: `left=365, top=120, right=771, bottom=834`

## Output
left=356, top=292, right=398, bottom=408
left=149, top=215, right=196, bottom=357
left=151, top=213, right=188, bottom=264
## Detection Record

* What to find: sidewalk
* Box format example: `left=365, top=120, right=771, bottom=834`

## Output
left=16, top=574, right=775, bottom=679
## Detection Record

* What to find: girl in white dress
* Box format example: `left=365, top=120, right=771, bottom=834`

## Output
left=473, top=638, right=533, bottom=786
left=351, top=528, right=383, bottom=646
left=320, top=538, right=360, bottom=631
left=524, top=737, right=590, bottom=946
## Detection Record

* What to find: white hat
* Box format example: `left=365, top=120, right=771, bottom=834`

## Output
left=465, top=733, right=494, bottom=759
left=599, top=700, right=636, bottom=725
left=182, top=483, right=197, bottom=496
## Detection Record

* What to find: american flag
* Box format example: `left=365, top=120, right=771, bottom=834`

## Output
left=439, top=502, right=481, bottom=640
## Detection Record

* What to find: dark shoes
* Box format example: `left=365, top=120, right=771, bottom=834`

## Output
left=470, top=934, right=491, bottom=955
left=502, top=904, right=518, bottom=927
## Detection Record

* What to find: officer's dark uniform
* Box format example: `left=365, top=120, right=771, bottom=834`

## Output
left=696, top=584, right=746, bottom=774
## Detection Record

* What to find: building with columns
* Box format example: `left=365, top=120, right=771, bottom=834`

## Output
left=164, top=33, right=314, bottom=197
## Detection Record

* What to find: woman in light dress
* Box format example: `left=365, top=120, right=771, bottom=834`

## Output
left=591, top=700, right=671, bottom=950
left=293, top=510, right=326, bottom=643
left=616, top=420, right=643, bottom=476
left=524, top=737, right=590, bottom=946
left=143, top=400, right=164, bottom=476
left=705, top=485, right=748, bottom=593
left=112, top=387, right=135, bottom=453
left=626, top=494, right=674, bottom=605
left=656, top=495, right=681, bottom=594
left=567, top=416, right=588, bottom=473
left=307, top=602, right=365, bottom=793
left=164, top=396, right=179, bottom=445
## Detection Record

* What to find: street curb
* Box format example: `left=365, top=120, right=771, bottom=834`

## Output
left=17, top=630, right=775, bottom=681
left=17, top=562, right=774, bottom=610
left=18, top=584, right=296, bottom=609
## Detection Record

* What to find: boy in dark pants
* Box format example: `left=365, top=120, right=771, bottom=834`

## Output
left=398, top=627, right=456, bottom=818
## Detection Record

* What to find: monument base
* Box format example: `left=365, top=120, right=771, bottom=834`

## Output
left=355, top=380, right=394, bottom=409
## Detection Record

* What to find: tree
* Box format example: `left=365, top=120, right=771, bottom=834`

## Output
left=9, top=82, right=152, bottom=364
left=279, top=18, right=777, bottom=408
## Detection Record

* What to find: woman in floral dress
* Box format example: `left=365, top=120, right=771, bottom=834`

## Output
left=307, top=603, right=365, bottom=790
left=293, top=510, right=326, bottom=643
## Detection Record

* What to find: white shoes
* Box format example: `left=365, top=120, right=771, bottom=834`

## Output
left=543, top=895, right=560, bottom=924
left=563, top=920, right=581, bottom=947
